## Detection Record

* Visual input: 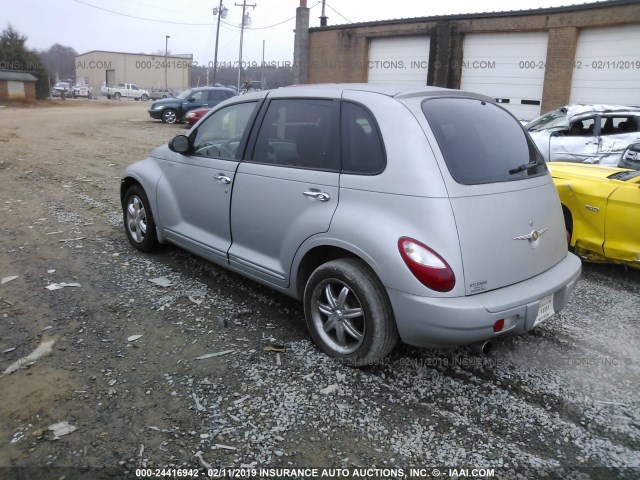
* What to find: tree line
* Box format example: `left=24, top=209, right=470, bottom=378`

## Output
left=1, top=24, right=294, bottom=100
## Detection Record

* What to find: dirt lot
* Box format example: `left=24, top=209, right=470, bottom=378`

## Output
left=0, top=99, right=639, bottom=480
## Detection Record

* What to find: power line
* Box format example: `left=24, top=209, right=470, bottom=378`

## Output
left=70, top=0, right=316, bottom=29
left=324, top=2, right=353, bottom=23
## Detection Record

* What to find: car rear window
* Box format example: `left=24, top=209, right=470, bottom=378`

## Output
left=423, top=98, right=546, bottom=185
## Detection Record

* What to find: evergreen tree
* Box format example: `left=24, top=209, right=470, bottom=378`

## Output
left=0, top=24, right=51, bottom=99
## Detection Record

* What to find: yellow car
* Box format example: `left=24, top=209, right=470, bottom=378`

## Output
left=548, top=162, right=640, bottom=268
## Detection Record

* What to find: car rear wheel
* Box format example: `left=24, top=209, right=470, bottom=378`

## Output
left=141, top=93, right=149, bottom=101
left=113, top=92, right=121, bottom=100
left=304, top=259, right=398, bottom=367
left=123, top=185, right=159, bottom=252
left=162, top=109, right=178, bottom=124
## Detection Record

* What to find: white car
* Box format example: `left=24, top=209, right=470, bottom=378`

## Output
left=526, top=104, right=640, bottom=165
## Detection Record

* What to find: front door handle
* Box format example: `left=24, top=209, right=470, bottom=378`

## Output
left=303, top=190, right=330, bottom=202
left=215, top=174, right=231, bottom=184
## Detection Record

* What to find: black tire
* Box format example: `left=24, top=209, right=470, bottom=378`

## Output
left=141, top=93, right=149, bottom=101
left=113, top=92, right=121, bottom=100
left=304, top=258, right=398, bottom=367
left=122, top=185, right=159, bottom=253
left=162, top=108, right=178, bottom=124
left=562, top=205, right=573, bottom=247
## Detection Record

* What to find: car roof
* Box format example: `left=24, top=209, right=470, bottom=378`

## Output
left=562, top=104, right=640, bottom=118
left=190, top=86, right=236, bottom=92
left=236, top=83, right=495, bottom=102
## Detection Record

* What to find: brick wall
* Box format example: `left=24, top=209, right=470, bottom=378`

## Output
left=303, top=1, right=640, bottom=111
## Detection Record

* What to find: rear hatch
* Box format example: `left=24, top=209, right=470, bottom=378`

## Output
left=421, top=97, right=567, bottom=295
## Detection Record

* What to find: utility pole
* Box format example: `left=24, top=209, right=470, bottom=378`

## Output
left=235, top=0, right=256, bottom=91
left=165, top=35, right=170, bottom=90
left=212, top=0, right=227, bottom=85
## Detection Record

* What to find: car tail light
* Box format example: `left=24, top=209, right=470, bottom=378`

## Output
left=398, top=237, right=455, bottom=292
left=493, top=319, right=505, bottom=332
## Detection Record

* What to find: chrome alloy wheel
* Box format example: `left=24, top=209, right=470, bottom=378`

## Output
left=126, top=195, right=148, bottom=243
left=310, top=279, right=366, bottom=355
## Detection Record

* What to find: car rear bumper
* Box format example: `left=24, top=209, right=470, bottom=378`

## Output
left=387, top=252, right=582, bottom=348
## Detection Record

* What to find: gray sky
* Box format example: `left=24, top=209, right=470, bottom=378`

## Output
left=6, top=0, right=604, bottom=64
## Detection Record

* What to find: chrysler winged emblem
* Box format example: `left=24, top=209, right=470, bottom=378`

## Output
left=514, top=228, right=548, bottom=241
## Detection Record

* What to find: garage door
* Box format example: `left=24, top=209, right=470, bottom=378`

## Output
left=368, top=36, right=430, bottom=85
left=461, top=32, right=548, bottom=121
left=570, top=25, right=640, bottom=105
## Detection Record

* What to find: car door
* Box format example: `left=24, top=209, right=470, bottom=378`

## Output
left=597, top=114, right=640, bottom=166
left=228, top=97, right=340, bottom=288
left=156, top=101, right=259, bottom=263
left=603, top=176, right=640, bottom=263
left=549, top=116, right=600, bottom=162
left=183, top=90, right=209, bottom=115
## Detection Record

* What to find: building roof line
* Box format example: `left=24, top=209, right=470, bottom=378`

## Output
left=76, top=50, right=193, bottom=59
left=309, top=0, right=639, bottom=31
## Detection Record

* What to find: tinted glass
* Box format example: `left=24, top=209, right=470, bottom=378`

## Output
left=341, top=102, right=386, bottom=174
left=192, top=102, right=257, bottom=159
left=423, top=98, right=546, bottom=185
left=600, top=115, right=639, bottom=135
left=252, top=99, right=338, bottom=171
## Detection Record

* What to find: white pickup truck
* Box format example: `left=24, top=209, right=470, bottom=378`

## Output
left=101, top=83, right=149, bottom=101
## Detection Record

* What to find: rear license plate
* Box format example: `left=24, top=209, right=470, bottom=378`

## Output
left=534, top=294, right=555, bottom=326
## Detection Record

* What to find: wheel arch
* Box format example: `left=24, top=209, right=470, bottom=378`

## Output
left=561, top=204, right=574, bottom=245
left=293, top=242, right=384, bottom=302
left=120, top=168, right=166, bottom=243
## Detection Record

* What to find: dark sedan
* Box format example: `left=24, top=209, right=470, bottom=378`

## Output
left=148, top=87, right=237, bottom=124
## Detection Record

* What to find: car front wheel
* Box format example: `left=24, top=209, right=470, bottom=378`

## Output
left=162, top=109, right=178, bottom=124
left=123, top=185, right=159, bottom=252
left=113, top=92, right=121, bottom=100
left=304, top=259, right=398, bottom=367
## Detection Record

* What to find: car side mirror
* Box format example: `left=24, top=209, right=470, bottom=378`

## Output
left=169, top=135, right=189, bottom=154
left=187, top=97, right=196, bottom=102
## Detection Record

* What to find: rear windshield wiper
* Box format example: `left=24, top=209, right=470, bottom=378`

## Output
left=509, top=162, right=540, bottom=175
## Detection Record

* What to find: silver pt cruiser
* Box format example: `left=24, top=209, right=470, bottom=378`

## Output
left=121, top=84, right=582, bottom=366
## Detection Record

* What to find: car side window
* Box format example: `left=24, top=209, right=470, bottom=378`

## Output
left=341, top=102, right=386, bottom=174
left=208, top=90, right=225, bottom=101
left=566, top=117, right=596, bottom=136
left=251, top=98, right=338, bottom=171
left=191, top=91, right=206, bottom=102
left=599, top=116, right=638, bottom=135
left=191, top=102, right=257, bottom=160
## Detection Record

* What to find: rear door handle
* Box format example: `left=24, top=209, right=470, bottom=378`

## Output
left=303, top=190, right=330, bottom=202
left=215, top=174, right=231, bottom=184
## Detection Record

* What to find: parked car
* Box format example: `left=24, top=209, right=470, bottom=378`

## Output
left=548, top=162, right=640, bottom=268
left=149, top=88, right=175, bottom=100
left=122, top=84, right=581, bottom=366
left=184, top=106, right=211, bottom=126
left=618, top=142, right=640, bottom=170
left=101, top=83, right=149, bottom=101
left=71, top=83, right=92, bottom=99
left=526, top=104, right=640, bottom=166
left=148, top=87, right=237, bottom=124
left=51, top=82, right=71, bottom=97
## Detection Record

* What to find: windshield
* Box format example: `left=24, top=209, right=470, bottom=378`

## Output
left=525, top=108, right=570, bottom=132
left=176, top=89, right=193, bottom=100
left=423, top=97, right=546, bottom=185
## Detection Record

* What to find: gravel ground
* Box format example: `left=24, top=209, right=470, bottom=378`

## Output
left=0, top=99, right=638, bottom=480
